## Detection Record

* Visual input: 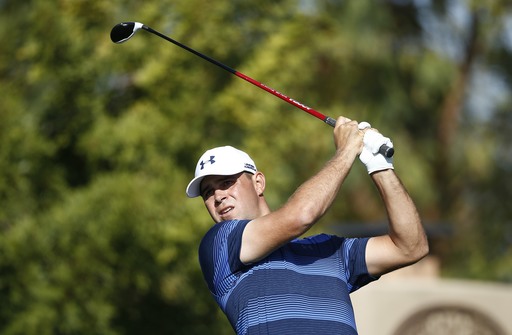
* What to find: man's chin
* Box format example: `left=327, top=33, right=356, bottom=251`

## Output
left=218, top=212, right=238, bottom=222
left=219, top=216, right=233, bottom=222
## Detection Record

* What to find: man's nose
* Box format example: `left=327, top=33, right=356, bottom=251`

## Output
left=214, top=189, right=227, bottom=204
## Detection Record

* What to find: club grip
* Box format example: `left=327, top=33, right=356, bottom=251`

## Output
left=324, top=116, right=394, bottom=158
left=378, top=145, right=394, bottom=158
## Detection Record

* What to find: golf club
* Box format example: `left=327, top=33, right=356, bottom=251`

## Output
left=110, top=22, right=394, bottom=158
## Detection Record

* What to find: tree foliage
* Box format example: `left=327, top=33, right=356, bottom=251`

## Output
left=1, top=0, right=511, bottom=333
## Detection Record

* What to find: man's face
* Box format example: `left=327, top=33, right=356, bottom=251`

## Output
left=200, top=172, right=262, bottom=223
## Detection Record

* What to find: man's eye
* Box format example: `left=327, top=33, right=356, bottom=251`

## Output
left=223, top=179, right=235, bottom=187
left=202, top=189, right=213, bottom=199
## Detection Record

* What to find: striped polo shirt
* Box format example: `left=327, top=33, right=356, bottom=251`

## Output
left=198, top=219, right=377, bottom=335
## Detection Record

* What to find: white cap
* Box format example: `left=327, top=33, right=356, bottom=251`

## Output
left=186, top=146, right=257, bottom=198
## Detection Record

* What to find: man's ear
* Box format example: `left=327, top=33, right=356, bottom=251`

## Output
left=253, top=172, right=266, bottom=196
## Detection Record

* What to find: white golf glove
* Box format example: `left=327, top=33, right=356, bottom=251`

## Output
left=358, top=122, right=394, bottom=174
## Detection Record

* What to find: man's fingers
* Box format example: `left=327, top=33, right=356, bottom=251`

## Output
left=336, top=116, right=352, bottom=126
left=358, top=121, right=371, bottom=130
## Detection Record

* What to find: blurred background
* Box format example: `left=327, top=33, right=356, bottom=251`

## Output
left=1, top=0, right=511, bottom=334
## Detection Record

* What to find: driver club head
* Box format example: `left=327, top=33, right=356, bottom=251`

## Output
left=110, top=22, right=144, bottom=43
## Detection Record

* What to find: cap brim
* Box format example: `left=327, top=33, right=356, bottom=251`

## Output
left=186, top=176, right=206, bottom=198
left=185, top=167, right=256, bottom=198
left=185, top=168, right=242, bottom=198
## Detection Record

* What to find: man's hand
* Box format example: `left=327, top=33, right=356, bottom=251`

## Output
left=357, top=122, right=394, bottom=174
left=334, top=117, right=364, bottom=157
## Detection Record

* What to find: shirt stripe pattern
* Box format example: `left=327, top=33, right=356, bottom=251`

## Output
left=198, top=220, right=377, bottom=335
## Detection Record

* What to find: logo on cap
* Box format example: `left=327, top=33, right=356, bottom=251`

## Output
left=199, top=156, right=216, bottom=170
left=244, top=163, right=256, bottom=172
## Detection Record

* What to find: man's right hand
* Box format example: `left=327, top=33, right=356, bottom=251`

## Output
left=334, top=116, right=364, bottom=157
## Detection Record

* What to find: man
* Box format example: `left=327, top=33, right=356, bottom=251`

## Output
left=186, top=117, right=429, bottom=335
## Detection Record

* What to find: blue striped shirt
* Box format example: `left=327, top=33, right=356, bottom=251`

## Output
left=199, top=219, right=377, bottom=334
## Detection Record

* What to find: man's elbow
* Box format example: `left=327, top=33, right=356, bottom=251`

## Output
left=409, top=236, right=430, bottom=263
left=282, top=203, right=322, bottom=235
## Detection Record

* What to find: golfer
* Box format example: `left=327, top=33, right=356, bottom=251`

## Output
left=186, top=117, right=429, bottom=334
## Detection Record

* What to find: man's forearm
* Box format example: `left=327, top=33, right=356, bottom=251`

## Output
left=371, top=170, right=429, bottom=260
left=285, top=148, right=358, bottom=229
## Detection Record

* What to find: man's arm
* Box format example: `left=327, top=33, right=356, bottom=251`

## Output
left=240, top=117, right=362, bottom=264
left=365, top=169, right=429, bottom=277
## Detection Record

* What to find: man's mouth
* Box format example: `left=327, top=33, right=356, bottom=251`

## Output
left=219, top=206, right=234, bottom=217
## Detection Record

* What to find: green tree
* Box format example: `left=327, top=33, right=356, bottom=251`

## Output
left=1, top=0, right=512, bottom=334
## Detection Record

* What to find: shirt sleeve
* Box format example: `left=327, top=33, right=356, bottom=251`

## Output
left=198, top=219, right=251, bottom=296
left=342, top=237, right=379, bottom=293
